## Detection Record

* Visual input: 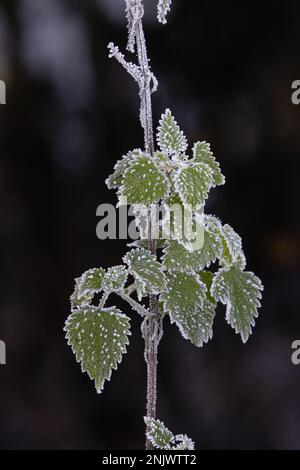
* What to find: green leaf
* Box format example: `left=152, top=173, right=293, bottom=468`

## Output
left=102, top=266, right=128, bottom=292
left=161, top=272, right=213, bottom=346
left=70, top=268, right=106, bottom=309
left=211, top=266, right=263, bottom=343
left=124, top=248, right=166, bottom=297
left=192, top=141, right=225, bottom=186
left=64, top=306, right=131, bottom=393
left=119, top=154, right=169, bottom=205
left=145, top=417, right=173, bottom=449
left=80, top=268, right=106, bottom=292
left=221, top=224, right=245, bottom=267
left=157, top=109, right=187, bottom=157
left=162, top=215, right=222, bottom=271
left=175, top=163, right=214, bottom=208
left=144, top=417, right=195, bottom=450
left=105, top=149, right=140, bottom=189
left=71, top=278, right=94, bottom=309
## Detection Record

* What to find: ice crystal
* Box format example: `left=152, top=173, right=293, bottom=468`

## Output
left=157, top=0, right=173, bottom=25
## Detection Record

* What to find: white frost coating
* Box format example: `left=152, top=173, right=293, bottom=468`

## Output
left=125, top=0, right=143, bottom=53
left=108, top=40, right=158, bottom=135
left=108, top=42, right=142, bottom=85
left=144, top=416, right=195, bottom=450
left=108, top=1, right=158, bottom=148
left=64, top=306, right=131, bottom=394
left=157, top=0, right=173, bottom=24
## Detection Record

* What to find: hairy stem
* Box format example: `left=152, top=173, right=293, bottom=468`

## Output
left=135, top=9, right=160, bottom=450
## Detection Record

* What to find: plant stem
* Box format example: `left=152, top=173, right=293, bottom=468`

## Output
left=135, top=10, right=160, bottom=450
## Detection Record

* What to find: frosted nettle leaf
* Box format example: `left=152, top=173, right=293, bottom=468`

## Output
left=120, top=154, right=169, bottom=205
left=162, top=215, right=222, bottom=271
left=157, top=109, right=188, bottom=157
left=192, top=141, right=225, bottom=187
left=102, top=266, right=128, bottom=292
left=161, top=272, right=212, bottom=346
left=144, top=417, right=195, bottom=450
left=71, top=268, right=106, bottom=309
left=154, top=151, right=171, bottom=173
left=64, top=306, right=131, bottom=393
left=162, top=240, right=195, bottom=271
left=124, top=247, right=166, bottom=295
left=221, top=223, right=245, bottom=266
left=175, top=163, right=214, bottom=208
left=144, top=417, right=173, bottom=449
left=80, top=268, right=106, bottom=292
left=71, top=278, right=94, bottom=309
left=211, top=266, right=264, bottom=343
left=106, top=150, right=140, bottom=190
left=157, top=0, right=172, bottom=25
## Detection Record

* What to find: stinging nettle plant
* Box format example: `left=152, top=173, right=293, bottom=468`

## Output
left=64, top=0, right=263, bottom=450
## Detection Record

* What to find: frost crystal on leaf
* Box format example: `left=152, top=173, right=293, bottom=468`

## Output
left=119, top=154, right=169, bottom=205
left=144, top=417, right=173, bottom=449
left=161, top=272, right=214, bottom=347
left=102, top=266, right=128, bottom=292
left=144, top=417, right=195, bottom=450
left=157, top=0, right=173, bottom=25
left=211, top=266, right=264, bottom=343
left=157, top=109, right=188, bottom=157
left=124, top=248, right=166, bottom=297
left=192, top=141, right=225, bottom=187
left=80, top=268, right=105, bottom=292
left=64, top=307, right=131, bottom=393
left=175, top=163, right=214, bottom=208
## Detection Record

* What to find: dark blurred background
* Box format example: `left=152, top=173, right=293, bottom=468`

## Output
left=0, top=0, right=299, bottom=450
